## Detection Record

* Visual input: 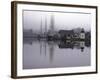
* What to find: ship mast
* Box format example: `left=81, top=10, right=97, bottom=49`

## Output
left=50, top=13, right=54, bottom=34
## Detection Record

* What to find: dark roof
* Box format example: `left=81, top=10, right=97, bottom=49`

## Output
left=81, top=28, right=85, bottom=33
left=59, top=30, right=74, bottom=34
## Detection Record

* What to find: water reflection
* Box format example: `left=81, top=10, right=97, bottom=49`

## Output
left=23, top=38, right=91, bottom=69
left=23, top=38, right=90, bottom=51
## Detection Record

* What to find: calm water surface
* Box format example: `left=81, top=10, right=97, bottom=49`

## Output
left=23, top=39, right=91, bottom=69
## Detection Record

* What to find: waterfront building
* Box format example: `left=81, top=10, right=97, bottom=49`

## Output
left=80, top=28, right=85, bottom=40
left=58, top=30, right=74, bottom=40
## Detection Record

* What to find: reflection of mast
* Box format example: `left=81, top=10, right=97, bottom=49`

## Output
left=49, top=41, right=54, bottom=63
left=40, top=41, right=42, bottom=55
left=44, top=42, right=46, bottom=56
left=50, top=45, right=54, bottom=63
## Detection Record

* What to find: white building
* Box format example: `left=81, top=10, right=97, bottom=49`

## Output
left=80, top=28, right=85, bottom=39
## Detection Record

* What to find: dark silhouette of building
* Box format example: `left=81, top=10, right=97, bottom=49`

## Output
left=59, top=30, right=74, bottom=40
left=80, top=28, right=85, bottom=40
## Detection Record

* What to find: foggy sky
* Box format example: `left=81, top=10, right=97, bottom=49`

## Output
left=23, top=10, right=91, bottom=32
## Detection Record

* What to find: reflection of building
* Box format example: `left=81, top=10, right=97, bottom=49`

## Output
left=59, top=40, right=74, bottom=49
left=58, top=40, right=85, bottom=52
left=80, top=41, right=85, bottom=52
